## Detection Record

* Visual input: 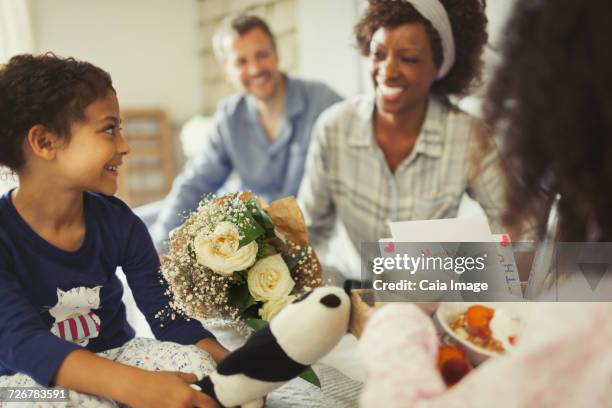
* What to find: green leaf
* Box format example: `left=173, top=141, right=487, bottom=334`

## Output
left=228, top=198, right=266, bottom=248
left=299, top=368, right=321, bottom=388
left=247, top=199, right=275, bottom=235
left=187, top=242, right=197, bottom=261
left=257, top=240, right=278, bottom=258
left=238, top=212, right=265, bottom=247
left=241, top=305, right=260, bottom=319
left=228, top=284, right=256, bottom=313
left=231, top=270, right=247, bottom=285
left=245, top=318, right=268, bottom=331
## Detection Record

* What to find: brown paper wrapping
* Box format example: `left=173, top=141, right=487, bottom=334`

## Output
left=264, top=196, right=322, bottom=289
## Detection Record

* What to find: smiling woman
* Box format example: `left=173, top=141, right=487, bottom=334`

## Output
left=298, top=0, right=504, bottom=260
left=355, top=0, right=488, bottom=103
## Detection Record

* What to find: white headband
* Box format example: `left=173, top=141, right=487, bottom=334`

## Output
left=402, top=0, right=455, bottom=78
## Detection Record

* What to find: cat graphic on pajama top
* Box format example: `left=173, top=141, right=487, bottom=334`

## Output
left=49, top=286, right=102, bottom=346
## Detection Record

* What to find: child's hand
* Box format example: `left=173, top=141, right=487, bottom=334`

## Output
left=349, top=289, right=375, bottom=338
left=123, top=370, right=218, bottom=408
left=196, top=337, right=230, bottom=364
left=54, top=348, right=218, bottom=407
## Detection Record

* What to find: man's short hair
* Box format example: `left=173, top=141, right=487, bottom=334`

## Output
left=212, top=14, right=277, bottom=63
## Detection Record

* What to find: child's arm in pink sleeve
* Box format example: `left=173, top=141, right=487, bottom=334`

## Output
left=359, top=303, right=446, bottom=408
left=360, top=303, right=526, bottom=408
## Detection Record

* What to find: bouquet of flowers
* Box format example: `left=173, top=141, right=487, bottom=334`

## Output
left=160, top=192, right=322, bottom=334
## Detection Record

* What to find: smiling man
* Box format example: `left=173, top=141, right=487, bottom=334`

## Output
left=150, top=14, right=342, bottom=252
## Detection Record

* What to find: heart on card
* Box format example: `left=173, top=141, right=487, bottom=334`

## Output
left=500, top=234, right=510, bottom=247
left=384, top=242, right=395, bottom=253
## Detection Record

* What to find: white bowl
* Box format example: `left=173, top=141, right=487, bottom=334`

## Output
left=435, top=302, right=529, bottom=365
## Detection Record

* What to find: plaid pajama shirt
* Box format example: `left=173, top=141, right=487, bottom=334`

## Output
left=298, top=95, right=505, bottom=253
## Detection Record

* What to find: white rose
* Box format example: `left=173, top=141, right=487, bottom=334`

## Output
left=247, top=254, right=295, bottom=301
left=259, top=295, right=296, bottom=322
left=193, top=222, right=258, bottom=276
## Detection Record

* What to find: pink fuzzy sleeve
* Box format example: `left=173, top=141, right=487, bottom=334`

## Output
left=359, top=303, right=612, bottom=408
left=359, top=303, right=446, bottom=408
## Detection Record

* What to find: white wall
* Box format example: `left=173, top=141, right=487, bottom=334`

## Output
left=296, top=0, right=366, bottom=98
left=29, top=0, right=202, bottom=123
left=486, top=0, right=517, bottom=50
left=0, top=0, right=34, bottom=62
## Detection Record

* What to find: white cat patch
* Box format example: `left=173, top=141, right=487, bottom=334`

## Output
left=49, top=286, right=102, bottom=346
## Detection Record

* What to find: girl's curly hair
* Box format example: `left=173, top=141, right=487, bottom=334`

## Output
left=354, top=0, right=488, bottom=103
left=0, top=53, right=114, bottom=171
left=484, top=0, right=612, bottom=241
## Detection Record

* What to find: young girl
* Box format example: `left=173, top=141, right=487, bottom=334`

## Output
left=0, top=54, right=226, bottom=407
left=358, top=0, right=612, bottom=406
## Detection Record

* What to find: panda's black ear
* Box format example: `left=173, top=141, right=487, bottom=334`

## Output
left=292, top=290, right=313, bottom=304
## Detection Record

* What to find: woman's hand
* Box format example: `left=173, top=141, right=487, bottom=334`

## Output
left=122, top=370, right=219, bottom=408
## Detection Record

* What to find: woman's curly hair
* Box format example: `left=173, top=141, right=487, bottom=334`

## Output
left=0, top=53, right=114, bottom=171
left=484, top=0, right=612, bottom=241
left=354, top=0, right=488, bottom=102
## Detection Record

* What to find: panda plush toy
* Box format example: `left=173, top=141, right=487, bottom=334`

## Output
left=195, top=286, right=351, bottom=408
